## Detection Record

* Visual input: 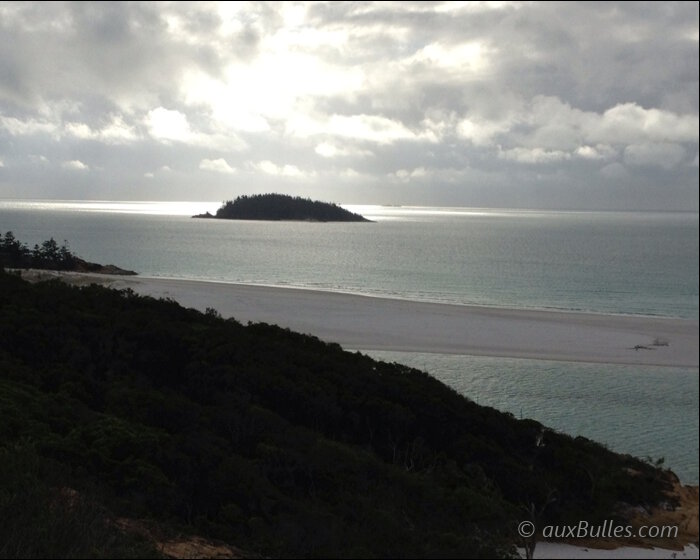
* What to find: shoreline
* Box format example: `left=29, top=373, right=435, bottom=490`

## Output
left=526, top=543, right=699, bottom=559
left=142, top=274, right=699, bottom=322
left=19, top=270, right=699, bottom=368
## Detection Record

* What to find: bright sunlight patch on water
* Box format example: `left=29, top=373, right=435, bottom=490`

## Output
left=0, top=200, right=220, bottom=216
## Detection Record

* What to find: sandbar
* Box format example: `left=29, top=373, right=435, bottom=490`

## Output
left=21, top=271, right=699, bottom=368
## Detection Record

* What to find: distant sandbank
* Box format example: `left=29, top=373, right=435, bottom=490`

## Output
left=20, top=270, right=699, bottom=368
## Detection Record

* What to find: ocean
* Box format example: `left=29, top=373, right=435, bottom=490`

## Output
left=1, top=199, right=698, bottom=482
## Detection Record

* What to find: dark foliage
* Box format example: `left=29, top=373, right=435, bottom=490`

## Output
left=0, top=231, right=136, bottom=275
left=0, top=270, right=672, bottom=557
left=0, top=231, right=76, bottom=270
left=0, top=442, right=160, bottom=558
left=195, top=194, right=371, bottom=222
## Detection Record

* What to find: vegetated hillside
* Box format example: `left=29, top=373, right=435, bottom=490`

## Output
left=194, top=193, right=371, bottom=222
left=0, top=270, right=673, bottom=558
left=0, top=231, right=136, bottom=275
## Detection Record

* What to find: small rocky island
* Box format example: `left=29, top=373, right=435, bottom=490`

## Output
left=193, top=193, right=372, bottom=222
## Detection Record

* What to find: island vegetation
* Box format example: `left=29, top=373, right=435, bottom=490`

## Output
left=0, top=266, right=681, bottom=558
left=0, top=231, right=136, bottom=275
left=194, top=193, right=371, bottom=222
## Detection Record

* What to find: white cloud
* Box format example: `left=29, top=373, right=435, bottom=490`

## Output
left=315, top=142, right=342, bottom=158
left=392, top=167, right=428, bottom=182
left=588, top=103, right=699, bottom=145
left=499, top=147, right=571, bottom=164
left=470, top=97, right=697, bottom=172
left=0, top=158, right=4, bottom=167
left=145, top=107, right=192, bottom=142
left=623, top=143, right=686, bottom=169
left=433, top=1, right=515, bottom=13
left=289, top=114, right=436, bottom=144
left=65, top=122, right=93, bottom=139
left=314, top=142, right=373, bottom=158
left=575, top=146, right=601, bottom=160
left=0, top=115, right=58, bottom=137
left=61, top=160, right=88, bottom=170
left=7, top=113, right=139, bottom=145
left=457, top=118, right=513, bottom=147
left=144, top=106, right=247, bottom=151
left=471, top=96, right=698, bottom=152
left=574, top=145, right=617, bottom=160
left=333, top=114, right=438, bottom=144
left=199, top=158, right=237, bottom=174
left=99, top=115, right=139, bottom=144
left=339, top=168, right=361, bottom=179
left=408, top=41, right=491, bottom=75
left=251, top=160, right=312, bottom=178
left=65, top=116, right=138, bottom=144
left=144, top=165, right=174, bottom=178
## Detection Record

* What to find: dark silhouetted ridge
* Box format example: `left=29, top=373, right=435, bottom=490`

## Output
left=0, top=268, right=677, bottom=558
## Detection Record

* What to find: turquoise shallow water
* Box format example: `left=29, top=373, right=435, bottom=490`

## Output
left=363, top=352, right=699, bottom=484
left=1, top=200, right=697, bottom=482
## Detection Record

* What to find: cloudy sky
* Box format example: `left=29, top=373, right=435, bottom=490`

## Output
left=0, top=1, right=697, bottom=210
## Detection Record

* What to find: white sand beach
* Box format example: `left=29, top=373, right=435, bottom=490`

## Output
left=524, top=542, right=699, bottom=559
left=27, top=271, right=699, bottom=368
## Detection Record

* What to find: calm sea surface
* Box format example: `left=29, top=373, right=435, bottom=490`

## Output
left=365, top=352, right=698, bottom=484
left=1, top=200, right=698, bottom=482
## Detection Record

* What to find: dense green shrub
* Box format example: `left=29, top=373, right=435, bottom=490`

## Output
left=0, top=269, right=671, bottom=557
